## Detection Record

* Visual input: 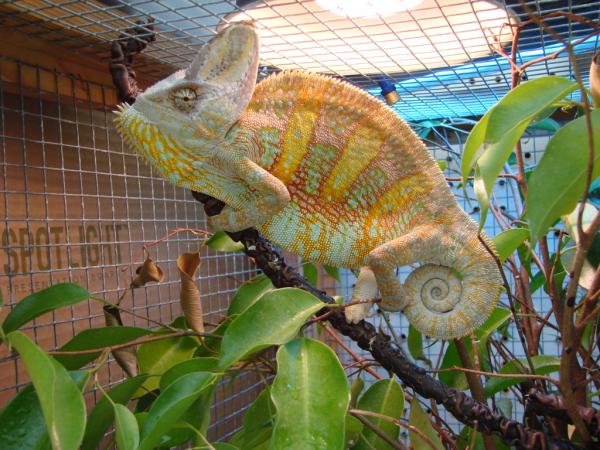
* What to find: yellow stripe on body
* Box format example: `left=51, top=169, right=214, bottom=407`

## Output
left=269, top=108, right=318, bottom=184
left=321, top=125, right=384, bottom=202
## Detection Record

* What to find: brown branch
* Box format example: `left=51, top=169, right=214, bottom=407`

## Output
left=349, top=410, right=408, bottom=450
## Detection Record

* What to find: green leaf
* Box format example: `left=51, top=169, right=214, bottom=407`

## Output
left=492, top=228, right=530, bottom=263
left=230, top=387, right=275, bottom=449
left=527, top=110, right=600, bottom=242
left=323, top=265, right=341, bottom=282
left=407, top=324, right=424, bottom=362
left=457, top=428, right=510, bottom=450
left=54, top=326, right=150, bottom=370
left=476, top=307, right=512, bottom=344
left=528, top=117, right=561, bottom=132
left=195, top=318, right=230, bottom=357
left=354, top=378, right=404, bottom=450
left=0, top=371, right=88, bottom=450
left=213, top=443, right=240, bottom=450
left=160, top=357, right=219, bottom=390
left=350, top=378, right=365, bottom=408
left=485, top=77, right=576, bottom=143
left=227, top=274, right=273, bottom=317
left=270, top=338, right=350, bottom=450
left=437, top=159, right=447, bottom=171
left=138, top=372, right=217, bottom=450
left=303, top=262, right=319, bottom=285
left=440, top=341, right=468, bottom=391
left=114, top=404, right=140, bottom=450
left=7, top=331, right=86, bottom=450
left=137, top=331, right=198, bottom=392
left=461, top=114, right=489, bottom=180
left=82, top=374, right=149, bottom=450
left=462, top=76, right=576, bottom=182
left=218, top=288, right=323, bottom=369
left=205, top=231, right=244, bottom=252
left=0, top=384, right=51, bottom=450
left=474, top=121, right=530, bottom=225
left=2, top=284, right=90, bottom=334
left=345, top=415, right=363, bottom=449
left=484, top=355, right=560, bottom=398
left=408, top=397, right=443, bottom=450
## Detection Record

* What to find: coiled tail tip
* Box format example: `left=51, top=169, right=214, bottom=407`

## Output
left=403, top=263, right=502, bottom=340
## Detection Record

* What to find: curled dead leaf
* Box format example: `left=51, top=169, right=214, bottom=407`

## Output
left=177, top=252, right=204, bottom=334
left=131, top=256, right=165, bottom=288
left=103, top=305, right=138, bottom=377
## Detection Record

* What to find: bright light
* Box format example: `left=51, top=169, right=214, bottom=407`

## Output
left=227, top=0, right=517, bottom=76
left=316, top=0, right=424, bottom=18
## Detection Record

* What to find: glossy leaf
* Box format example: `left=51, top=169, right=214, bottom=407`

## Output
left=230, top=387, right=274, bottom=449
left=137, top=331, right=198, bottom=392
left=408, top=397, right=443, bottom=450
left=2, top=284, right=90, bottom=334
left=0, top=384, right=51, bottom=450
left=227, top=274, right=273, bottom=317
left=114, top=404, right=140, bottom=450
left=302, top=262, right=319, bottom=285
left=218, top=288, right=323, bottom=369
left=440, top=341, right=469, bottom=391
left=323, top=265, right=341, bottom=282
left=82, top=374, right=149, bottom=450
left=492, top=228, right=529, bottom=263
left=475, top=121, right=529, bottom=225
left=213, top=443, right=240, bottom=450
left=485, top=77, right=576, bottom=143
left=54, top=326, right=150, bottom=370
left=528, top=117, right=561, bottom=132
left=205, top=231, right=244, bottom=252
left=7, top=331, right=86, bottom=450
left=195, top=318, right=230, bottom=358
left=270, top=338, right=350, bottom=450
left=407, top=324, right=425, bottom=363
left=462, top=76, right=576, bottom=181
left=458, top=428, right=510, bottom=450
left=484, top=355, right=560, bottom=398
left=476, top=307, right=512, bottom=344
left=138, top=372, right=217, bottom=450
left=160, top=357, right=219, bottom=389
left=461, top=114, right=489, bottom=180
left=0, top=370, right=87, bottom=450
left=345, top=415, right=363, bottom=449
left=354, top=378, right=404, bottom=450
left=350, top=378, right=365, bottom=408
left=527, top=110, right=600, bottom=242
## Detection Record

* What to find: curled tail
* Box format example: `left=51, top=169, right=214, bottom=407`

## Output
left=403, top=228, right=503, bottom=340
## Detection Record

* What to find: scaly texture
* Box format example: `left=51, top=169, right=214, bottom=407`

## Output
left=114, top=22, right=503, bottom=339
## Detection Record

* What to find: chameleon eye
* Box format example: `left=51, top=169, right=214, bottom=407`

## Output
left=172, top=87, right=199, bottom=112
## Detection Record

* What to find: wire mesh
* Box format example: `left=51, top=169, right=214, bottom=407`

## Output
left=0, top=55, right=265, bottom=440
left=0, top=0, right=598, bottom=444
left=1, top=0, right=598, bottom=121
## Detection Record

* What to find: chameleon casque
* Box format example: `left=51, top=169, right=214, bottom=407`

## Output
left=115, top=21, right=503, bottom=340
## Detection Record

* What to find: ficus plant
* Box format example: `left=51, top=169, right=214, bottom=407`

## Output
left=1, top=10, right=600, bottom=450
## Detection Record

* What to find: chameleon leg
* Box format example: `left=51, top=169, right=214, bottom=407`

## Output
left=208, top=156, right=291, bottom=232
left=345, top=267, right=378, bottom=324
left=367, top=226, right=442, bottom=312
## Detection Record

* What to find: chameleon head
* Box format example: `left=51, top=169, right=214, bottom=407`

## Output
left=114, top=21, right=260, bottom=186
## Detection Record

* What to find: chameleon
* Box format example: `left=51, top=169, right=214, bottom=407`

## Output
left=114, top=21, right=503, bottom=340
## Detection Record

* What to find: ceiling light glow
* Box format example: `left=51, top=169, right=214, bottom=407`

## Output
left=227, top=0, right=518, bottom=76
left=316, top=0, right=424, bottom=18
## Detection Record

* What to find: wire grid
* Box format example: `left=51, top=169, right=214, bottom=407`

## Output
left=0, top=56, right=265, bottom=441
left=1, top=0, right=599, bottom=121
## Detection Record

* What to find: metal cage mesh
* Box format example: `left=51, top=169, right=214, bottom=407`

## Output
left=0, top=0, right=599, bottom=444
left=0, top=55, right=265, bottom=440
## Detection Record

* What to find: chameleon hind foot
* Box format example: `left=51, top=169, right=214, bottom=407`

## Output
left=345, top=267, right=378, bottom=324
